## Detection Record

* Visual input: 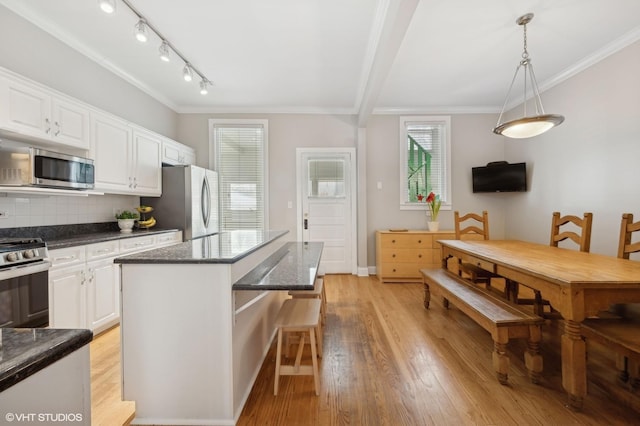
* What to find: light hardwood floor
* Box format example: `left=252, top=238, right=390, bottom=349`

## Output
left=91, top=274, right=639, bottom=425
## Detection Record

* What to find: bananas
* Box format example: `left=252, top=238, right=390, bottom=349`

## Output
left=136, top=206, right=154, bottom=214
left=137, top=217, right=156, bottom=228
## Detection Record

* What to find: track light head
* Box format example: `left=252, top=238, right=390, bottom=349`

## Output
left=183, top=63, right=193, bottom=82
left=159, top=40, right=170, bottom=62
left=98, top=0, right=116, bottom=14
left=200, top=80, right=209, bottom=95
left=134, top=19, right=148, bottom=43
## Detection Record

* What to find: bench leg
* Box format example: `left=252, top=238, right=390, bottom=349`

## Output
left=274, top=329, right=284, bottom=395
left=423, top=282, right=431, bottom=309
left=629, top=359, right=640, bottom=391
left=492, top=329, right=510, bottom=385
left=525, top=325, right=543, bottom=384
left=616, top=354, right=629, bottom=385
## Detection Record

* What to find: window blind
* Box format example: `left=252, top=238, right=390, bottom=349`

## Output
left=214, top=124, right=265, bottom=230
left=406, top=122, right=445, bottom=201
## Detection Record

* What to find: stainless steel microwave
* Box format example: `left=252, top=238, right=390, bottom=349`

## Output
left=0, top=146, right=94, bottom=189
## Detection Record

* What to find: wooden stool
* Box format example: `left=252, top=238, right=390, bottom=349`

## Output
left=274, top=298, right=322, bottom=396
left=288, top=277, right=326, bottom=324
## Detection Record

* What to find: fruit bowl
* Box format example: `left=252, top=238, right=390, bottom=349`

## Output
left=136, top=206, right=154, bottom=214
left=136, top=206, right=156, bottom=229
left=137, top=216, right=156, bottom=229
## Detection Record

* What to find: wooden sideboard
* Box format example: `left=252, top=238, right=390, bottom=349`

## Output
left=376, top=230, right=455, bottom=283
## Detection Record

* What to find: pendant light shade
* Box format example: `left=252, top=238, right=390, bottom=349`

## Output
left=493, top=13, right=564, bottom=138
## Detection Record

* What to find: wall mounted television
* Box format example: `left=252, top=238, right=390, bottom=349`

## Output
left=472, top=161, right=527, bottom=193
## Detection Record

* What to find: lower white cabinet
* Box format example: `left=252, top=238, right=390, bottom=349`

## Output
left=48, top=231, right=181, bottom=333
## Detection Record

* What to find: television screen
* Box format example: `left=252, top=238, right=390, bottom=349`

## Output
left=472, top=162, right=527, bottom=193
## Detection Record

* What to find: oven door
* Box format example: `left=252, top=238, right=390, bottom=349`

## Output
left=0, top=264, right=49, bottom=328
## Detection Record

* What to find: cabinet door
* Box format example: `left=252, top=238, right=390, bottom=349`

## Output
left=51, top=97, right=90, bottom=149
left=90, top=112, right=133, bottom=193
left=49, top=264, right=86, bottom=329
left=0, top=77, right=51, bottom=138
left=86, top=258, right=119, bottom=333
left=181, top=146, right=196, bottom=165
left=132, top=129, right=161, bottom=195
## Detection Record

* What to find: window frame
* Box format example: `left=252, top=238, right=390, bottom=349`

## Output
left=398, top=115, right=451, bottom=211
left=209, top=118, right=269, bottom=230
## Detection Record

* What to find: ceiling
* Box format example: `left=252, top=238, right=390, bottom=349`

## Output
left=2, top=0, right=640, bottom=122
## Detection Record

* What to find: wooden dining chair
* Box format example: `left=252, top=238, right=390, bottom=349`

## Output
left=454, top=211, right=504, bottom=294
left=582, top=213, right=640, bottom=387
left=525, top=212, right=594, bottom=316
left=550, top=211, right=593, bottom=252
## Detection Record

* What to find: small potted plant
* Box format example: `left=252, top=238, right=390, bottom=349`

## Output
left=115, top=210, right=139, bottom=233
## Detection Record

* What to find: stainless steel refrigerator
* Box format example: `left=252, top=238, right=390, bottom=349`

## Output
left=142, top=165, right=218, bottom=241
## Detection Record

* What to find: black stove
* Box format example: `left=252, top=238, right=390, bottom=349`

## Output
left=0, top=237, right=48, bottom=270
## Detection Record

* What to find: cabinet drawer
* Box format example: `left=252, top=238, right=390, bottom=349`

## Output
left=120, top=235, right=156, bottom=253
left=379, top=248, right=431, bottom=263
left=155, top=231, right=182, bottom=247
left=379, top=263, right=423, bottom=278
left=86, top=240, right=119, bottom=261
left=49, top=246, right=86, bottom=270
left=379, top=234, right=432, bottom=248
left=462, top=254, right=495, bottom=273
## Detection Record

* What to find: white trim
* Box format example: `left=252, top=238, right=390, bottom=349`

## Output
left=208, top=119, right=269, bottom=230
left=375, top=106, right=500, bottom=115
left=296, top=147, right=358, bottom=275
left=358, top=267, right=370, bottom=277
left=180, top=106, right=358, bottom=115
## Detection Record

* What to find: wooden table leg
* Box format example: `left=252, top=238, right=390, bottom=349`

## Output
left=561, top=319, right=587, bottom=410
left=423, top=281, right=431, bottom=309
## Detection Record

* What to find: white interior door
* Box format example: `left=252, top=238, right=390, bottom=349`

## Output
left=297, top=148, right=356, bottom=274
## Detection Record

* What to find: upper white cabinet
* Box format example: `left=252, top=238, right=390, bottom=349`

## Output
left=0, top=75, right=90, bottom=150
left=90, top=112, right=132, bottom=193
left=131, top=127, right=162, bottom=195
left=90, top=113, right=162, bottom=196
left=162, top=138, right=196, bottom=166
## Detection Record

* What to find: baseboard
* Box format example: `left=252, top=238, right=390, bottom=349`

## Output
left=357, top=267, right=370, bottom=277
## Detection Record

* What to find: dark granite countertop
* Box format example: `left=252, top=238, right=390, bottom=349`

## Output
left=115, top=229, right=289, bottom=265
left=0, top=328, right=93, bottom=392
left=46, top=228, right=181, bottom=250
left=0, top=222, right=181, bottom=250
left=233, top=242, right=323, bottom=290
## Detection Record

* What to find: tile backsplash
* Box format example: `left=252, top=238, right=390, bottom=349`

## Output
left=0, top=194, right=141, bottom=228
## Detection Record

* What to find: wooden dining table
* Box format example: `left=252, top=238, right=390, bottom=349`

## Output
left=438, top=239, right=640, bottom=410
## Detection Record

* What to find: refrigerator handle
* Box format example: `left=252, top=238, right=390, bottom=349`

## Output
left=202, top=175, right=211, bottom=228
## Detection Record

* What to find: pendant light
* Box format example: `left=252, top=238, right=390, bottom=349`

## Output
left=493, top=13, right=564, bottom=139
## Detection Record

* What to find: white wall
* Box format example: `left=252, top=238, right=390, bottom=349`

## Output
left=505, top=40, right=640, bottom=257
left=178, top=113, right=358, bottom=239
left=365, top=113, right=504, bottom=265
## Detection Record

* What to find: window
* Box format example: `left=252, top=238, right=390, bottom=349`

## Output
left=399, top=116, right=451, bottom=210
left=210, top=119, right=268, bottom=230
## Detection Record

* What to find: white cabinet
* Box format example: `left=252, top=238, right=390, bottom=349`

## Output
left=162, top=138, right=196, bottom=166
left=90, top=113, right=162, bottom=196
left=0, top=75, right=90, bottom=149
left=131, top=127, right=162, bottom=195
left=48, top=232, right=181, bottom=333
left=90, top=112, right=132, bottom=193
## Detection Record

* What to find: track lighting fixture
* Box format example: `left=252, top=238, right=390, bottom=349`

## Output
left=200, top=80, right=209, bottom=95
left=101, top=0, right=212, bottom=95
left=183, top=63, right=193, bottom=82
left=98, top=0, right=116, bottom=14
left=158, top=40, right=170, bottom=62
left=134, top=19, right=148, bottom=43
left=493, top=13, right=564, bottom=138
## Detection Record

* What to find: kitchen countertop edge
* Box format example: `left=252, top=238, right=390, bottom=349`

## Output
left=0, top=328, right=93, bottom=392
left=47, top=228, right=181, bottom=250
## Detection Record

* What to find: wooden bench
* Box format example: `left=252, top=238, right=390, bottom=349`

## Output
left=582, top=317, right=640, bottom=389
left=421, top=268, right=544, bottom=384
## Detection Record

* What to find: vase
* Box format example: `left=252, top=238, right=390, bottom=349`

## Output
left=117, top=219, right=136, bottom=233
left=427, top=221, right=439, bottom=232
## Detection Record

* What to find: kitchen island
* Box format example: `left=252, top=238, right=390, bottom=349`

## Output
left=114, top=230, right=323, bottom=425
